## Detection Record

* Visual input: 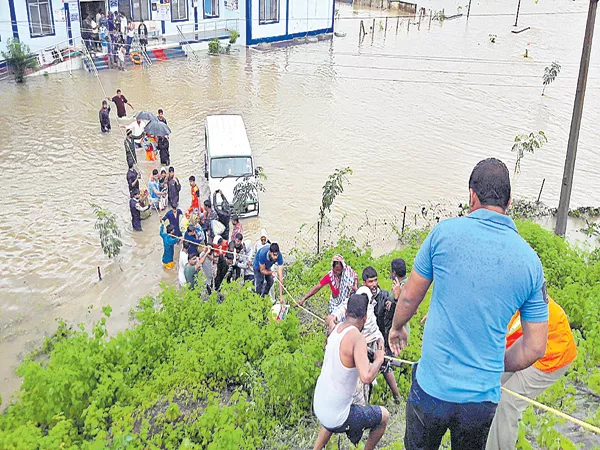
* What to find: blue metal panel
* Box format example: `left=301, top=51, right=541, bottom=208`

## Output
left=247, top=26, right=333, bottom=45
left=65, top=2, right=72, bottom=44
left=7, top=0, right=19, bottom=39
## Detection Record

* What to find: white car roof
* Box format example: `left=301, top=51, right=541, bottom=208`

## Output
left=205, top=115, right=252, bottom=158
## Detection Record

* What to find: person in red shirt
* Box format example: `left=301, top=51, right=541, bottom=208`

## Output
left=486, top=297, right=577, bottom=450
left=299, top=254, right=358, bottom=313
left=186, top=175, right=204, bottom=218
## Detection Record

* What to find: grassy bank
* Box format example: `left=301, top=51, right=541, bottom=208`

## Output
left=1, top=221, right=599, bottom=449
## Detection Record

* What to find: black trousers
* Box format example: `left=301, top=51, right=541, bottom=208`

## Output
left=405, top=364, right=497, bottom=450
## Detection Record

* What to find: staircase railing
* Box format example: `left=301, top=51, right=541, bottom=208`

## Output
left=131, top=33, right=152, bottom=67
left=80, top=42, right=98, bottom=76
left=176, top=25, right=200, bottom=62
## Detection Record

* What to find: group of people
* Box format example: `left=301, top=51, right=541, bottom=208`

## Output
left=312, top=158, right=578, bottom=450
left=99, top=89, right=171, bottom=166
left=82, top=10, right=150, bottom=70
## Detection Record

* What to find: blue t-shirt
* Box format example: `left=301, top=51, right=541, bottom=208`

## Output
left=413, top=209, right=548, bottom=404
left=253, top=245, right=283, bottom=270
left=148, top=180, right=160, bottom=199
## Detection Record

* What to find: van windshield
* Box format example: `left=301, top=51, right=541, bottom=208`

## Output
left=210, top=157, right=253, bottom=179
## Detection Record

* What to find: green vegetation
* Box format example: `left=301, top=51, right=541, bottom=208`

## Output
left=319, top=167, right=353, bottom=225
left=542, top=61, right=561, bottom=96
left=1, top=38, right=38, bottom=83
left=91, top=203, right=122, bottom=260
left=1, top=221, right=599, bottom=448
left=512, top=131, right=548, bottom=179
left=232, top=167, right=266, bottom=217
left=208, top=38, right=221, bottom=55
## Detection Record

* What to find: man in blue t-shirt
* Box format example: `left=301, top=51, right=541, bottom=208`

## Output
left=253, top=242, right=284, bottom=301
left=389, top=158, right=548, bottom=450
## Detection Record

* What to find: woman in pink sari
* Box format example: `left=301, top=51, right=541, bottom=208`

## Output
left=299, top=254, right=358, bottom=313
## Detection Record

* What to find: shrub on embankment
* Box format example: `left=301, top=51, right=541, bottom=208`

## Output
left=0, top=221, right=599, bottom=449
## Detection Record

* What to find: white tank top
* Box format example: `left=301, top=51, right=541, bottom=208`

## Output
left=313, top=323, right=359, bottom=428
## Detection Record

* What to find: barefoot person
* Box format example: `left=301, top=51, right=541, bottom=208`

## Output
left=313, top=293, right=390, bottom=450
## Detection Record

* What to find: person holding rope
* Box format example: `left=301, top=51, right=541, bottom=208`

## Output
left=388, top=158, right=548, bottom=450
left=299, top=254, right=358, bottom=313
left=313, top=293, right=390, bottom=450
left=159, top=223, right=180, bottom=270
left=254, top=243, right=284, bottom=300
left=486, top=296, right=577, bottom=450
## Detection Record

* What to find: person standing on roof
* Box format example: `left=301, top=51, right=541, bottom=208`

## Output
left=313, top=293, right=390, bottom=450
left=109, top=89, right=133, bottom=118
left=299, top=254, right=357, bottom=313
left=486, top=296, right=577, bottom=450
left=212, top=190, right=231, bottom=240
left=253, top=243, right=284, bottom=301
left=389, top=158, right=548, bottom=450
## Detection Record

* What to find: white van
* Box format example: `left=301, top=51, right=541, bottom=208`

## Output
left=203, top=115, right=260, bottom=217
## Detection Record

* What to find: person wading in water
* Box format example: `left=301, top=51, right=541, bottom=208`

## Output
left=299, top=254, right=358, bottom=313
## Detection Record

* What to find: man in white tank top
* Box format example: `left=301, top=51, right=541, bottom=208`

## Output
left=313, top=293, right=390, bottom=450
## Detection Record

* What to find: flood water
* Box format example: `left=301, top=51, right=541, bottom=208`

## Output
left=1, top=0, right=600, bottom=403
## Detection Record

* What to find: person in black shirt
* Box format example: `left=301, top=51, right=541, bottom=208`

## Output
left=167, top=166, right=181, bottom=208
left=130, top=190, right=149, bottom=231
left=138, top=20, right=148, bottom=52
left=158, top=136, right=170, bottom=166
left=99, top=100, right=111, bottom=133
left=124, top=129, right=136, bottom=167
left=126, top=161, right=140, bottom=195
left=213, top=190, right=231, bottom=240
left=108, top=89, right=134, bottom=118
left=157, top=109, right=167, bottom=124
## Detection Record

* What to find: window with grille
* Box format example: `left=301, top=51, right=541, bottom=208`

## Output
left=204, top=0, right=219, bottom=18
left=132, top=0, right=150, bottom=21
left=27, top=0, right=54, bottom=37
left=171, top=0, right=188, bottom=21
left=259, top=0, right=279, bottom=24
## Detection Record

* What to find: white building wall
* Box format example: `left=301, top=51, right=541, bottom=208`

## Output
left=288, top=0, right=332, bottom=35
left=0, top=0, right=82, bottom=54
left=247, top=0, right=333, bottom=45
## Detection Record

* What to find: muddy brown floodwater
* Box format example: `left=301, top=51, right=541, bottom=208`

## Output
left=1, top=0, right=600, bottom=404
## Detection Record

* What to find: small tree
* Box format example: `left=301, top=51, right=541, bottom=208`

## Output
left=319, top=167, right=353, bottom=224
left=208, top=38, right=222, bottom=55
left=91, top=203, right=122, bottom=269
left=232, top=167, right=266, bottom=216
left=511, top=131, right=547, bottom=180
left=542, top=61, right=561, bottom=95
left=1, top=38, right=38, bottom=83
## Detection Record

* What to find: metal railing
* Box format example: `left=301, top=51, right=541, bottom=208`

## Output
left=175, top=18, right=239, bottom=44
left=131, top=34, right=153, bottom=66
left=80, top=42, right=98, bottom=76
left=176, top=25, right=200, bottom=62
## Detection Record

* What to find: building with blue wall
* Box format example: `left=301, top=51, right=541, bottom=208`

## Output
left=0, top=0, right=335, bottom=55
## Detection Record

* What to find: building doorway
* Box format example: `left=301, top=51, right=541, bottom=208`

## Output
left=79, top=0, right=107, bottom=23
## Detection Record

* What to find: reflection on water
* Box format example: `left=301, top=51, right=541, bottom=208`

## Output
left=1, top=0, right=599, bottom=402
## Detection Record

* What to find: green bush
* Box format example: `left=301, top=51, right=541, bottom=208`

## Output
left=1, top=38, right=38, bottom=83
left=1, top=220, right=598, bottom=448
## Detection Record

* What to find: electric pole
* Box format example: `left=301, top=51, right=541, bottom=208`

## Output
left=555, top=0, right=598, bottom=236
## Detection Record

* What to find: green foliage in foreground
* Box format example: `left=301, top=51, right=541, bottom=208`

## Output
left=1, top=220, right=600, bottom=449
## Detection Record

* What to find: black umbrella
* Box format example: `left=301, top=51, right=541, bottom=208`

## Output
left=134, top=111, right=158, bottom=121
left=144, top=120, right=171, bottom=137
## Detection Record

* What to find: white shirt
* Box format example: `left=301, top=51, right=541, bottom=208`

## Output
left=331, top=286, right=383, bottom=345
left=178, top=249, right=188, bottom=287
left=313, top=324, right=360, bottom=428
left=120, top=17, right=127, bottom=34
left=127, top=120, right=145, bottom=136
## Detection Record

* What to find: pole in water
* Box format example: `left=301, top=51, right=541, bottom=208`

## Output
left=97, top=266, right=102, bottom=281
left=537, top=178, right=546, bottom=203
left=556, top=0, right=598, bottom=236
left=396, top=16, right=400, bottom=33
left=317, top=221, right=321, bottom=254
left=401, top=206, right=407, bottom=236
left=467, top=0, right=472, bottom=19
left=514, top=0, right=522, bottom=27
